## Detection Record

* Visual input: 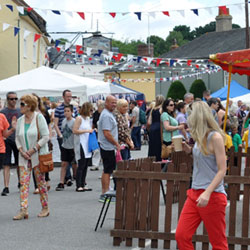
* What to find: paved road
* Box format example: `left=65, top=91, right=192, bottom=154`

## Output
left=0, top=145, right=245, bottom=250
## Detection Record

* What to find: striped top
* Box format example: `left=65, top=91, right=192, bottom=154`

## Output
left=54, top=103, right=78, bottom=132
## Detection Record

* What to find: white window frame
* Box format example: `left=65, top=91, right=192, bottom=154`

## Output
left=23, top=38, right=27, bottom=58
left=33, top=43, right=37, bottom=63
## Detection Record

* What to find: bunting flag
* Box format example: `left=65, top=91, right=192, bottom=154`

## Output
left=34, top=33, right=41, bottom=42
left=109, top=12, right=116, bottom=18
left=156, top=58, right=162, bottom=67
left=191, top=9, right=199, bottom=16
left=16, top=6, right=24, bottom=15
left=204, top=7, right=213, bottom=15
left=94, top=49, right=103, bottom=57
left=6, top=4, right=13, bottom=12
left=134, top=12, right=142, bottom=21
left=52, top=10, right=61, bottom=15
left=55, top=40, right=61, bottom=47
left=219, top=5, right=227, bottom=15
left=76, top=45, right=84, bottom=54
left=148, top=12, right=156, bottom=18
left=27, top=7, right=33, bottom=12
left=66, top=11, right=73, bottom=17
left=77, top=12, right=85, bottom=20
left=14, top=27, right=20, bottom=36
left=137, top=56, right=142, bottom=63
left=23, top=29, right=31, bottom=39
left=56, top=47, right=61, bottom=52
left=3, top=23, right=10, bottom=32
left=162, top=11, right=170, bottom=16
left=177, top=10, right=185, bottom=17
left=86, top=47, right=92, bottom=56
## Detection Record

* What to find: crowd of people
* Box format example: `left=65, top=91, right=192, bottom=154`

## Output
left=0, top=88, right=249, bottom=249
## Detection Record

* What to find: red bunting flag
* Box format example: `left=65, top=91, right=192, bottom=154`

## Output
left=56, top=47, right=61, bottom=52
left=165, top=61, right=170, bottom=66
left=27, top=7, right=33, bottom=12
left=109, top=12, right=116, bottom=18
left=108, top=62, right=113, bottom=65
left=76, top=45, right=84, bottom=54
left=88, top=57, right=92, bottom=61
left=34, top=33, right=41, bottom=42
left=66, top=58, right=70, bottom=62
left=187, top=60, right=192, bottom=66
left=113, top=53, right=123, bottom=62
left=143, top=57, right=147, bottom=61
left=156, top=58, right=162, bottom=66
left=77, top=12, right=85, bottom=20
left=195, top=64, right=199, bottom=69
left=162, top=11, right=170, bottom=16
left=219, top=6, right=227, bottom=15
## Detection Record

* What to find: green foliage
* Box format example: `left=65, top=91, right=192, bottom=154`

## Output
left=165, top=31, right=188, bottom=51
left=57, top=38, right=69, bottom=45
left=147, top=35, right=167, bottom=56
left=112, top=39, right=144, bottom=55
left=173, top=25, right=195, bottom=41
left=167, top=81, right=186, bottom=100
left=189, top=79, right=207, bottom=99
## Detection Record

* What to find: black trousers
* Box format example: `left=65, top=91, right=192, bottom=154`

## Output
left=76, top=146, right=91, bottom=188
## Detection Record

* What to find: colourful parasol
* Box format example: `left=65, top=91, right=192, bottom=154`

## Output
left=210, top=49, right=250, bottom=131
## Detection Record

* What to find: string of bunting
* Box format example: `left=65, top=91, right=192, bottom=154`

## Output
left=1, top=2, right=246, bottom=21
left=107, top=67, right=221, bottom=83
left=0, top=18, right=214, bottom=70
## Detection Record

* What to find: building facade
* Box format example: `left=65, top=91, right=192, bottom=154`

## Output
left=0, top=0, right=49, bottom=80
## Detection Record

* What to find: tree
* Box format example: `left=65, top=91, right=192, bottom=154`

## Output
left=57, top=38, right=69, bottom=45
left=189, top=79, right=207, bottom=99
left=167, top=80, right=186, bottom=100
left=173, top=25, right=194, bottom=41
left=165, top=31, right=188, bottom=51
left=147, top=35, right=167, bottom=56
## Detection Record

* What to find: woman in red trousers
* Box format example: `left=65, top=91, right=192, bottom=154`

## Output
left=175, top=101, right=228, bottom=250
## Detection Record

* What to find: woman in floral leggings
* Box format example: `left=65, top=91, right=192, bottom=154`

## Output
left=14, top=94, right=50, bottom=220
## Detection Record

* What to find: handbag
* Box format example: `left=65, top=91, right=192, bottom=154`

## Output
left=88, top=131, right=99, bottom=152
left=116, top=150, right=123, bottom=162
left=36, top=115, right=54, bottom=173
left=161, top=143, right=173, bottom=159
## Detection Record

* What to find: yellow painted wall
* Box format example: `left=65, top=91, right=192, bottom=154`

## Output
left=104, top=72, right=155, bottom=102
left=0, top=0, right=48, bottom=80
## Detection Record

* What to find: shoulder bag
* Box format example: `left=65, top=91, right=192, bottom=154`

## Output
left=36, top=115, right=54, bottom=173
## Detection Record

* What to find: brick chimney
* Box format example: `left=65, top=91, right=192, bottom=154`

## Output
left=215, top=7, right=232, bottom=32
left=137, top=44, right=154, bottom=57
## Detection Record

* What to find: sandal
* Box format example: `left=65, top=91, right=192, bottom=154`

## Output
left=76, top=187, right=84, bottom=192
left=83, top=186, right=92, bottom=191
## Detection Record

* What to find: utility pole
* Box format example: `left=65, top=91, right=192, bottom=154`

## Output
left=245, top=0, right=250, bottom=89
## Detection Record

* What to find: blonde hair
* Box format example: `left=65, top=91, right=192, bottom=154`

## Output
left=188, top=101, right=225, bottom=155
left=117, top=99, right=128, bottom=109
left=155, top=95, right=165, bottom=108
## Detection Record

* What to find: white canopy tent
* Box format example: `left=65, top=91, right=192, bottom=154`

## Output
left=0, top=66, right=137, bottom=102
left=221, top=93, right=250, bottom=107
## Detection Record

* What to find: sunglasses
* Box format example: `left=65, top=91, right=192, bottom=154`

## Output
left=8, top=98, right=18, bottom=101
left=20, top=102, right=28, bottom=107
left=168, top=104, right=174, bottom=107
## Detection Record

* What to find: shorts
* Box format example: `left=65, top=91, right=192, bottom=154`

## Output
left=61, top=147, right=75, bottom=163
left=0, top=153, right=4, bottom=170
left=100, top=147, right=116, bottom=174
left=3, top=140, right=19, bottom=166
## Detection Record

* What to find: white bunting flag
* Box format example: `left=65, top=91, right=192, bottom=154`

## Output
left=122, top=12, right=129, bottom=16
left=23, top=29, right=31, bottom=39
left=147, top=57, right=154, bottom=65
left=148, top=12, right=156, bottom=18
left=66, top=11, right=73, bottom=17
left=41, top=9, right=48, bottom=15
left=176, top=10, right=185, bottom=17
left=236, top=3, right=243, bottom=11
left=108, top=51, right=113, bottom=60
left=65, top=42, right=71, bottom=51
left=127, top=54, right=134, bottom=61
left=16, top=6, right=24, bottom=14
left=204, top=7, right=213, bottom=15
left=3, top=23, right=10, bottom=32
left=86, top=47, right=92, bottom=56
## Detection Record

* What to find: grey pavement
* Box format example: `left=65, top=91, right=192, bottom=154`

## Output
left=0, top=145, right=245, bottom=250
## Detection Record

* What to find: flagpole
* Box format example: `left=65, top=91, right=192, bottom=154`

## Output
left=148, top=15, right=150, bottom=56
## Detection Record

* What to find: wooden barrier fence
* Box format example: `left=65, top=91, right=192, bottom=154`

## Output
left=110, top=149, right=250, bottom=249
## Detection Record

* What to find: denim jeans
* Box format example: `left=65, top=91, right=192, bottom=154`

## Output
left=121, top=147, right=131, bottom=160
left=131, top=126, right=141, bottom=149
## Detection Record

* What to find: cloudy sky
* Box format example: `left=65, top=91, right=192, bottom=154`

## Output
left=25, top=0, right=246, bottom=43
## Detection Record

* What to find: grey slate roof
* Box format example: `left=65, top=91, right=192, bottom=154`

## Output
left=161, top=28, right=249, bottom=59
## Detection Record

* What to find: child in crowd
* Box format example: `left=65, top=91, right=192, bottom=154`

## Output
left=55, top=105, right=76, bottom=191
left=242, top=129, right=249, bottom=153
left=231, top=125, right=242, bottom=153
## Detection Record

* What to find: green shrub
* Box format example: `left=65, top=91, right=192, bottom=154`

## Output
left=167, top=80, right=186, bottom=100
left=189, top=79, right=207, bottom=99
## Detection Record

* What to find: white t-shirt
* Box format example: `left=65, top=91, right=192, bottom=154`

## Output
left=132, top=106, right=140, bottom=127
left=79, top=117, right=92, bottom=158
